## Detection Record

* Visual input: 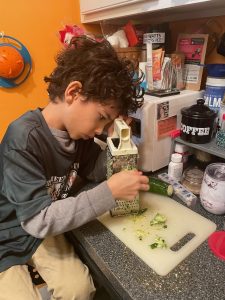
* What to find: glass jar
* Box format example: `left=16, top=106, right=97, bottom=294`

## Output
left=182, top=166, right=204, bottom=195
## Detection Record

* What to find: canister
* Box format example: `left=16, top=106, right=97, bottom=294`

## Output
left=180, top=99, right=217, bottom=144
left=203, top=77, right=225, bottom=113
left=200, top=163, right=225, bottom=215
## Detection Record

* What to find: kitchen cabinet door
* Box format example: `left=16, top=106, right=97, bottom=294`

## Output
left=80, top=0, right=225, bottom=24
left=80, top=0, right=146, bottom=14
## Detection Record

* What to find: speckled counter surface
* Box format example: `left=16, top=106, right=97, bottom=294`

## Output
left=69, top=192, right=225, bottom=300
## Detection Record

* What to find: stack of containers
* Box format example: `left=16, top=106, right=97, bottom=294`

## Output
left=203, top=64, right=225, bottom=128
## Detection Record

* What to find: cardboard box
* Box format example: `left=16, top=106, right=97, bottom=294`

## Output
left=176, top=34, right=208, bottom=91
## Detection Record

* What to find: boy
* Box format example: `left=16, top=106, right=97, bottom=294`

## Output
left=0, top=36, right=149, bottom=300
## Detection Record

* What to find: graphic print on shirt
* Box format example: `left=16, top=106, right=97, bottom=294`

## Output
left=46, top=163, right=79, bottom=201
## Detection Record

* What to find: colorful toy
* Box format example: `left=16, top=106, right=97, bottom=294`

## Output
left=0, top=34, right=32, bottom=88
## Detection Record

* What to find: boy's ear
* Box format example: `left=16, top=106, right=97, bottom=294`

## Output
left=64, top=81, right=82, bottom=103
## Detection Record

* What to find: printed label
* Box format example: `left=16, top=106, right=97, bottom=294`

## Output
left=144, top=32, right=165, bottom=44
left=157, top=101, right=169, bottom=120
left=181, top=123, right=210, bottom=136
left=204, top=85, right=225, bottom=112
left=157, top=115, right=177, bottom=139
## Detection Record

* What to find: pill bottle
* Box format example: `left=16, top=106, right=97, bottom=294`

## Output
left=168, top=153, right=183, bottom=182
left=174, top=142, right=190, bottom=164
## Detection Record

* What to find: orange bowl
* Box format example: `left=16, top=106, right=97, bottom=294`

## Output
left=0, top=46, right=24, bottom=78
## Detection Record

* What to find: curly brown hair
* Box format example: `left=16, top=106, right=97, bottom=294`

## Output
left=44, top=36, right=144, bottom=115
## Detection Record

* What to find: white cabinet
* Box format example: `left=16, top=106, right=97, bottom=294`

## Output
left=80, top=0, right=225, bottom=23
left=80, top=0, right=145, bottom=14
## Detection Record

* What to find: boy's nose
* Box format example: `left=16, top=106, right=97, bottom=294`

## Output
left=95, top=127, right=104, bottom=135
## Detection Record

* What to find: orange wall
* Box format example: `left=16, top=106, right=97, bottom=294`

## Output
left=0, top=0, right=99, bottom=141
left=1, top=3, right=225, bottom=141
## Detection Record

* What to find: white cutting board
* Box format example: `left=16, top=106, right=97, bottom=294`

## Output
left=98, top=192, right=217, bottom=276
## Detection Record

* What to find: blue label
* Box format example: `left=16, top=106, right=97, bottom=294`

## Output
left=204, top=85, right=225, bottom=112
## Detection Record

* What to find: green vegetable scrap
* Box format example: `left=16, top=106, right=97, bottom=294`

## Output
left=130, top=208, right=147, bottom=223
left=150, top=236, right=167, bottom=249
left=136, top=208, right=148, bottom=215
left=135, top=228, right=150, bottom=240
left=150, top=213, right=167, bottom=228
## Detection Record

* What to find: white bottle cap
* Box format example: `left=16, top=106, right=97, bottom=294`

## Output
left=175, top=143, right=189, bottom=153
left=171, top=153, right=182, bottom=163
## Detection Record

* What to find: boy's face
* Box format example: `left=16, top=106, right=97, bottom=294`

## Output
left=63, top=95, right=119, bottom=140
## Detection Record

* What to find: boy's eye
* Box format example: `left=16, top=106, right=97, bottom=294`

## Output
left=99, top=114, right=105, bottom=120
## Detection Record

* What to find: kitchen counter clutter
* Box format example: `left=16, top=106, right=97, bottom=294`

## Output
left=67, top=184, right=225, bottom=300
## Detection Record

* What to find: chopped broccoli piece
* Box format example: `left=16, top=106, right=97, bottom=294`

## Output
left=150, top=213, right=167, bottom=226
left=150, top=243, right=158, bottom=249
left=150, top=236, right=167, bottom=249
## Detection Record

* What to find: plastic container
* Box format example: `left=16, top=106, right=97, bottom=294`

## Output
left=174, top=143, right=190, bottom=164
left=168, top=153, right=183, bottom=182
left=203, top=77, right=225, bottom=113
left=200, top=163, right=225, bottom=215
left=204, top=64, right=225, bottom=77
left=208, top=231, right=225, bottom=261
left=158, top=173, right=197, bottom=208
left=182, top=166, right=204, bottom=195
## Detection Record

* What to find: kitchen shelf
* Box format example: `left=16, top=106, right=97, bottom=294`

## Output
left=175, top=137, right=225, bottom=159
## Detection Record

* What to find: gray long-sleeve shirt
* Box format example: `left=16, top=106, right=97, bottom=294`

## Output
left=0, top=108, right=117, bottom=272
left=21, top=127, right=115, bottom=238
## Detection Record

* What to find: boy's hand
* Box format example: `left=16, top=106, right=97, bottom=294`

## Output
left=107, top=170, right=149, bottom=201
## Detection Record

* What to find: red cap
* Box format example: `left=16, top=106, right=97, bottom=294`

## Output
left=208, top=231, right=225, bottom=261
left=222, top=113, right=225, bottom=121
left=170, top=129, right=181, bottom=139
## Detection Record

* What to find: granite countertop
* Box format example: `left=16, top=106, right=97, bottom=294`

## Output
left=69, top=186, right=225, bottom=300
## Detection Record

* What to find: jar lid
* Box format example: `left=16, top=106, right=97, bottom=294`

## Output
left=181, top=99, right=217, bottom=119
left=206, top=163, right=225, bottom=182
left=171, top=153, right=182, bottom=163
left=175, top=143, right=189, bottom=153
left=206, top=76, right=225, bottom=86
left=208, top=231, right=225, bottom=261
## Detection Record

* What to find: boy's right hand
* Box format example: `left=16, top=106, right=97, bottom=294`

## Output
left=107, top=170, right=149, bottom=201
